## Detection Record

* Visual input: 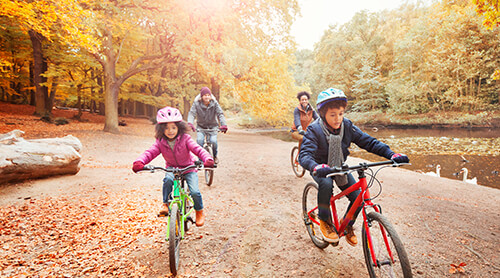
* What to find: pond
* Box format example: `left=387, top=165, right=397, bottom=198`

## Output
left=259, top=127, right=500, bottom=189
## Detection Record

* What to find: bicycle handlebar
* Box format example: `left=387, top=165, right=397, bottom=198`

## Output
left=315, top=160, right=409, bottom=177
left=139, top=161, right=216, bottom=174
left=196, top=127, right=220, bottom=133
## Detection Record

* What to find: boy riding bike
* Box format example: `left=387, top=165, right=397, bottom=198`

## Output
left=298, top=88, right=409, bottom=245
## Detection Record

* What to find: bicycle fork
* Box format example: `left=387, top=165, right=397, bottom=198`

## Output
left=362, top=204, right=396, bottom=268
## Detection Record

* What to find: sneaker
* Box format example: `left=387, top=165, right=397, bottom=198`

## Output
left=319, top=220, right=339, bottom=244
left=345, top=225, right=358, bottom=246
left=158, top=203, right=169, bottom=217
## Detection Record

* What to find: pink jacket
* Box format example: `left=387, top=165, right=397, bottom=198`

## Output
left=135, top=133, right=212, bottom=172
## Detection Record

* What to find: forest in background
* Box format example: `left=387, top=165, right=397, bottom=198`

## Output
left=0, top=0, right=499, bottom=131
left=293, top=0, right=499, bottom=118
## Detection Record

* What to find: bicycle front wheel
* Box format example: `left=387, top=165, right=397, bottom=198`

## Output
left=362, top=212, right=412, bottom=278
left=168, top=204, right=181, bottom=276
left=291, top=146, right=305, bottom=177
left=302, top=182, right=329, bottom=249
left=204, top=145, right=214, bottom=186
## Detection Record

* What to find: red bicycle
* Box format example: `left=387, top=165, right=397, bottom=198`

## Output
left=302, top=160, right=412, bottom=278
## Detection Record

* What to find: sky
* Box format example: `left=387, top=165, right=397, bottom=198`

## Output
left=291, top=0, right=428, bottom=50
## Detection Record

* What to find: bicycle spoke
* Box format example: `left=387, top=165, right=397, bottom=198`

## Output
left=362, top=212, right=412, bottom=278
left=302, top=182, right=329, bottom=249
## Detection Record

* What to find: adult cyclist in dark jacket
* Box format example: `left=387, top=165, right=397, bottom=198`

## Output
left=187, top=87, right=227, bottom=162
left=298, top=88, right=409, bottom=246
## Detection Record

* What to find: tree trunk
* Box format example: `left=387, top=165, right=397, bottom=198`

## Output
left=103, top=61, right=120, bottom=133
left=211, top=77, right=220, bottom=100
left=183, top=96, right=190, bottom=119
left=29, top=62, right=35, bottom=106
left=104, top=82, right=120, bottom=133
left=29, top=30, right=49, bottom=116
left=0, top=130, right=82, bottom=184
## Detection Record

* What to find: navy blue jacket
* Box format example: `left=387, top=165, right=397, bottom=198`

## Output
left=298, top=118, right=394, bottom=172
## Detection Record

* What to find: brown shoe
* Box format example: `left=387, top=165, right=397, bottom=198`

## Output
left=158, top=203, right=169, bottom=217
left=345, top=225, right=358, bottom=246
left=319, top=220, right=339, bottom=244
left=195, top=209, right=205, bottom=227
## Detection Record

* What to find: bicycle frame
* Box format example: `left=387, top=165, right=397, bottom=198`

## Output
left=166, top=175, right=194, bottom=241
left=197, top=127, right=219, bottom=150
left=306, top=161, right=397, bottom=268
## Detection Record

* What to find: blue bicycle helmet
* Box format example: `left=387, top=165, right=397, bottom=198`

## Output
left=316, top=88, right=347, bottom=110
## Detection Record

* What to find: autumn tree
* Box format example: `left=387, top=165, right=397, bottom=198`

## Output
left=473, top=0, right=500, bottom=28
left=0, top=0, right=96, bottom=116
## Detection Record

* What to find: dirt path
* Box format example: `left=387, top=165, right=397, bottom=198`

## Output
left=1, top=118, right=499, bottom=277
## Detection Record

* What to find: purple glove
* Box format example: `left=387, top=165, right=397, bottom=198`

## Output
left=313, top=164, right=332, bottom=178
left=220, top=125, right=228, bottom=133
left=204, top=158, right=215, bottom=168
left=132, top=161, right=145, bottom=173
left=391, top=153, right=409, bottom=163
left=188, top=123, right=196, bottom=132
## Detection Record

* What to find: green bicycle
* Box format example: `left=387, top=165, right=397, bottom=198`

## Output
left=141, top=162, right=204, bottom=276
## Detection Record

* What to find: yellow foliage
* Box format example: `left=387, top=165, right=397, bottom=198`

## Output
left=234, top=51, right=300, bottom=127
left=0, top=0, right=98, bottom=51
left=473, top=0, right=500, bottom=29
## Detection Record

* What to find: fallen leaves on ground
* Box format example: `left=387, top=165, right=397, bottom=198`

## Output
left=0, top=103, right=153, bottom=139
left=449, top=262, right=467, bottom=274
left=0, top=187, right=168, bottom=277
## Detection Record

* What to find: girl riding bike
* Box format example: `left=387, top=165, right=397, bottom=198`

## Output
left=132, top=106, right=214, bottom=226
left=299, top=88, right=409, bottom=245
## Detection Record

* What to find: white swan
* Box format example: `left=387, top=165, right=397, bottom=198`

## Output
left=460, top=168, right=477, bottom=185
left=424, top=165, right=441, bottom=177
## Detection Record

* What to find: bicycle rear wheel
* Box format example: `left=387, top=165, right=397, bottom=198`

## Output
left=168, top=204, right=181, bottom=276
left=302, top=182, right=329, bottom=249
left=291, top=146, right=305, bottom=177
left=362, top=212, right=412, bottom=278
left=204, top=145, right=214, bottom=186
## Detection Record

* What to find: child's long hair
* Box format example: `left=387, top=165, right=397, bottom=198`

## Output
left=155, top=121, right=189, bottom=140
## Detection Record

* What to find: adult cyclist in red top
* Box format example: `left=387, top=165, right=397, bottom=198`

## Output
left=291, top=91, right=318, bottom=149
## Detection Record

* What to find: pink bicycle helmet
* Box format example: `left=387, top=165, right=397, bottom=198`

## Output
left=156, top=106, right=183, bottom=123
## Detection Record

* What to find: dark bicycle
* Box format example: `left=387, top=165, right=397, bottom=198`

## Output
left=196, top=127, right=220, bottom=186
left=290, top=129, right=306, bottom=177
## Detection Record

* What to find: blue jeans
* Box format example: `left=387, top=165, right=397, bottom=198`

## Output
left=196, top=131, right=218, bottom=157
left=312, top=172, right=361, bottom=226
left=162, top=171, right=203, bottom=211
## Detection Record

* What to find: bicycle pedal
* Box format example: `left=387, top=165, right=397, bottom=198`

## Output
left=187, top=216, right=195, bottom=223
left=157, top=212, right=169, bottom=217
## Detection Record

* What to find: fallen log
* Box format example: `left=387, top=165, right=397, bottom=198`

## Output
left=0, top=130, right=82, bottom=184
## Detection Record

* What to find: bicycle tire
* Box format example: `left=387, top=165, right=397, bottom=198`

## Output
left=204, top=145, right=214, bottom=186
left=362, top=211, right=412, bottom=278
left=168, top=204, right=181, bottom=276
left=291, top=146, right=306, bottom=177
left=302, top=182, right=329, bottom=249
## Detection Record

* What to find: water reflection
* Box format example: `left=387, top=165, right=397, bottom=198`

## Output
left=259, top=128, right=499, bottom=189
